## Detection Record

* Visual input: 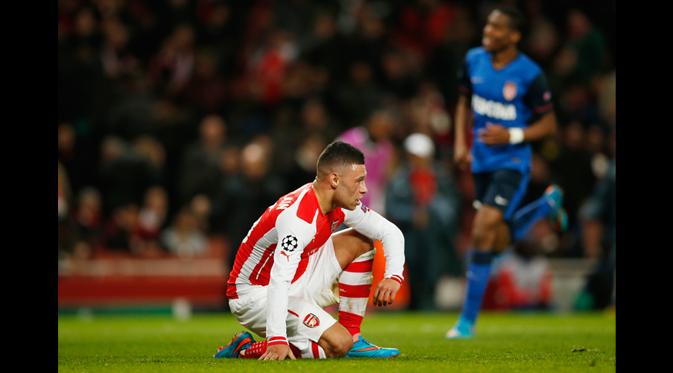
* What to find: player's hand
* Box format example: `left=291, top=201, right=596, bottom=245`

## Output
left=259, top=344, right=296, bottom=361
left=479, top=123, right=510, bottom=145
left=373, top=278, right=401, bottom=307
left=453, top=142, right=472, bottom=171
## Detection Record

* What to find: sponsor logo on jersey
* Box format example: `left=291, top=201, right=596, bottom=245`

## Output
left=503, top=82, right=517, bottom=101
left=303, top=313, right=320, bottom=328
left=360, top=204, right=370, bottom=214
left=472, top=95, right=517, bottom=120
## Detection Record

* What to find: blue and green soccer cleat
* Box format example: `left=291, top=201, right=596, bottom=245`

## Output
left=544, top=185, right=568, bottom=232
left=214, top=331, right=254, bottom=358
left=346, top=335, right=400, bottom=358
left=446, top=317, right=474, bottom=339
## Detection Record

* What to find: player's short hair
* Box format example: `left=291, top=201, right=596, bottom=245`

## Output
left=316, top=141, right=365, bottom=175
left=494, top=6, right=526, bottom=35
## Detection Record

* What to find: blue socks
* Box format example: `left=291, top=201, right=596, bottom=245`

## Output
left=460, top=251, right=494, bottom=325
left=510, top=195, right=552, bottom=242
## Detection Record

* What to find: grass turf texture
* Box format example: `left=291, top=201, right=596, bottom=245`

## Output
left=59, top=311, right=615, bottom=372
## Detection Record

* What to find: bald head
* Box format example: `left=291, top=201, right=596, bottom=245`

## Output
left=316, top=141, right=365, bottom=179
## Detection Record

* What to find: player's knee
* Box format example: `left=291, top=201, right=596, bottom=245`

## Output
left=322, top=332, right=353, bottom=358
left=331, top=335, right=354, bottom=357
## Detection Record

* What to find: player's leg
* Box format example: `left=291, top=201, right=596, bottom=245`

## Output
left=239, top=296, right=353, bottom=359
left=330, top=229, right=400, bottom=357
left=447, top=170, right=527, bottom=338
left=509, top=185, right=568, bottom=241
left=216, top=285, right=351, bottom=359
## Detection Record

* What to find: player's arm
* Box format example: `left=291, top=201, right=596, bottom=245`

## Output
left=263, top=211, right=313, bottom=360
left=480, top=73, right=557, bottom=145
left=343, top=203, right=405, bottom=306
left=454, top=60, right=473, bottom=170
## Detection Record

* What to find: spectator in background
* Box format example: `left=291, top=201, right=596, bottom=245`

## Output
left=137, top=186, right=169, bottom=255
left=285, top=133, right=327, bottom=190
left=482, top=228, right=554, bottom=311
left=300, top=97, right=339, bottom=141
left=161, top=207, right=208, bottom=258
left=564, top=9, right=608, bottom=84
left=217, top=137, right=286, bottom=270
left=551, top=122, right=595, bottom=235
left=59, top=162, right=75, bottom=256
left=72, top=187, right=103, bottom=258
left=99, top=17, right=139, bottom=80
left=334, top=61, right=384, bottom=126
left=133, top=135, right=167, bottom=185
left=386, top=133, right=461, bottom=310
left=184, top=49, right=228, bottom=114
left=101, top=203, right=141, bottom=255
left=338, top=108, right=396, bottom=214
left=149, top=23, right=196, bottom=97
left=575, top=159, right=615, bottom=310
left=98, top=136, right=160, bottom=214
left=178, top=115, right=228, bottom=205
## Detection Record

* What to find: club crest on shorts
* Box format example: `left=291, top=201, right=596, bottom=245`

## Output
left=303, top=313, right=320, bottom=328
left=503, top=82, right=517, bottom=101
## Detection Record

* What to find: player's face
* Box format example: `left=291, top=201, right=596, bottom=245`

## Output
left=482, top=10, right=518, bottom=52
left=336, top=163, right=368, bottom=210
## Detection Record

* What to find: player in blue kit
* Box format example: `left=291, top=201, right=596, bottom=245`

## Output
left=447, top=7, right=567, bottom=338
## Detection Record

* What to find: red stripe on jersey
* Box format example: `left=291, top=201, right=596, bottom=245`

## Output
left=296, top=187, right=320, bottom=224
left=226, top=184, right=311, bottom=298
left=344, top=259, right=373, bottom=273
left=288, top=309, right=299, bottom=317
left=268, top=336, right=287, bottom=342
left=311, top=341, right=320, bottom=359
left=291, top=255, right=310, bottom=283
left=249, top=244, right=276, bottom=286
left=338, top=283, right=372, bottom=298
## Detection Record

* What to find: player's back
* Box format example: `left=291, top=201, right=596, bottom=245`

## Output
left=225, top=183, right=346, bottom=298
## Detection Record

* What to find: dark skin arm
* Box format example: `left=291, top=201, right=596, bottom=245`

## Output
left=479, top=111, right=557, bottom=145
left=453, top=94, right=472, bottom=170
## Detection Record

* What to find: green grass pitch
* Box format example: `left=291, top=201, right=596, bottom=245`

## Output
left=58, top=311, right=615, bottom=372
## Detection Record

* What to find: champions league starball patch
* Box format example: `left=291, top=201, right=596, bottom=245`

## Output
left=281, top=235, right=298, bottom=252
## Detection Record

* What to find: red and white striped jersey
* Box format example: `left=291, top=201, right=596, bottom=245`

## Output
left=226, top=183, right=405, bottom=340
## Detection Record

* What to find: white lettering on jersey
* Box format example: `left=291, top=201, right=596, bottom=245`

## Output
left=472, top=94, right=517, bottom=120
left=275, top=195, right=295, bottom=210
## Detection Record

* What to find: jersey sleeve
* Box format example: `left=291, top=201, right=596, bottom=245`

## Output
left=523, top=73, right=554, bottom=122
left=265, top=208, right=316, bottom=345
left=457, top=58, right=472, bottom=97
left=342, top=203, right=405, bottom=282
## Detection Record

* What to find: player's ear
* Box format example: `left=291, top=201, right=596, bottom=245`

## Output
left=330, top=172, right=339, bottom=189
left=511, top=30, right=521, bottom=44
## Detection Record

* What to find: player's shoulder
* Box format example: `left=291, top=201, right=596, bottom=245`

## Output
left=515, top=52, right=544, bottom=79
left=275, top=183, right=319, bottom=226
left=465, top=47, right=488, bottom=63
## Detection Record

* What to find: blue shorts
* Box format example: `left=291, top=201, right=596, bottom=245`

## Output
left=473, top=169, right=529, bottom=222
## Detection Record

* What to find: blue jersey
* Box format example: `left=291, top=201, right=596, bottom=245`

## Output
left=458, top=47, right=553, bottom=174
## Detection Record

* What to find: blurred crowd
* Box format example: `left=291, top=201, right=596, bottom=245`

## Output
left=58, top=0, right=615, bottom=309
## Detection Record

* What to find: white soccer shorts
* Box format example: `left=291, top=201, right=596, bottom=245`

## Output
left=228, top=237, right=343, bottom=343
